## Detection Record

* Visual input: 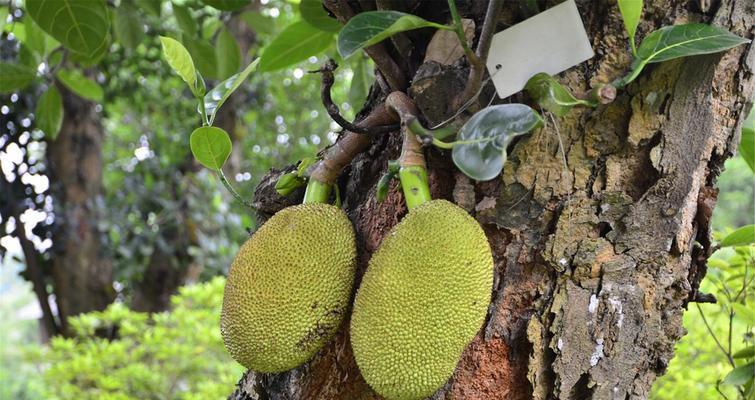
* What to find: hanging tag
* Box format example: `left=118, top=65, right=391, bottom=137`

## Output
left=486, top=0, right=594, bottom=100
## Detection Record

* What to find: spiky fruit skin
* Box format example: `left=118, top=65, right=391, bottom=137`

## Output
left=351, top=200, right=493, bottom=400
left=221, top=203, right=356, bottom=372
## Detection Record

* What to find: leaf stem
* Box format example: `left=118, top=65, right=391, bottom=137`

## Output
left=447, top=0, right=476, bottom=63
left=218, top=169, right=256, bottom=210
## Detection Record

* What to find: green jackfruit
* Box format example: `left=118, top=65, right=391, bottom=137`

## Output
left=351, top=200, right=493, bottom=400
left=221, top=203, right=356, bottom=372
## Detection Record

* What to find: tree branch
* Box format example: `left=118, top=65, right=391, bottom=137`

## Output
left=313, top=59, right=399, bottom=134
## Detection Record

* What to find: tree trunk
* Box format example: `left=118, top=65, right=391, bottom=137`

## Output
left=47, top=83, right=114, bottom=334
left=231, top=0, right=754, bottom=398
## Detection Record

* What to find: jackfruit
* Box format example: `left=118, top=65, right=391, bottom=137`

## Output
left=350, top=200, right=493, bottom=400
left=221, top=203, right=356, bottom=372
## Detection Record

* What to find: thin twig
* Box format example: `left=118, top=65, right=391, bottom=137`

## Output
left=447, top=0, right=479, bottom=67
left=696, top=303, right=736, bottom=367
left=313, top=59, right=398, bottom=135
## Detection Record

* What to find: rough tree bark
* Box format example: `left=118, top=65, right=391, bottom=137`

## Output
left=47, top=83, right=114, bottom=334
left=230, top=0, right=754, bottom=398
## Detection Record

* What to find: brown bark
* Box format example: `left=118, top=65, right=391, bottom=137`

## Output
left=47, top=83, right=114, bottom=334
left=231, top=0, right=754, bottom=399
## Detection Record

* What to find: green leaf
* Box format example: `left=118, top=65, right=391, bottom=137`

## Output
left=56, top=69, right=104, bottom=102
left=451, top=104, right=543, bottom=181
left=732, top=303, right=755, bottom=326
left=740, top=103, right=755, bottom=172
left=722, top=362, right=754, bottom=386
left=240, top=11, right=276, bottom=36
left=0, top=62, right=37, bottom=93
left=524, top=73, right=594, bottom=116
left=201, top=0, right=250, bottom=11
left=620, top=24, right=749, bottom=86
left=216, top=27, right=241, bottom=79
left=173, top=4, right=198, bottom=38
left=259, top=21, right=334, bottom=72
left=733, top=347, right=755, bottom=359
left=160, top=36, right=197, bottom=89
left=22, top=16, right=47, bottom=56
left=113, top=4, right=144, bottom=50
left=135, top=0, right=162, bottom=17
left=203, top=58, right=259, bottom=125
left=275, top=172, right=305, bottom=196
left=0, top=8, right=8, bottom=33
left=348, top=56, right=373, bottom=108
left=25, top=0, right=110, bottom=60
left=337, top=11, right=449, bottom=59
left=720, top=225, right=755, bottom=247
left=300, top=0, right=341, bottom=32
left=376, top=171, right=395, bottom=202
left=35, top=86, right=64, bottom=140
left=183, top=37, right=218, bottom=80
left=296, top=157, right=317, bottom=176
left=189, top=127, right=233, bottom=171
left=617, top=0, right=642, bottom=56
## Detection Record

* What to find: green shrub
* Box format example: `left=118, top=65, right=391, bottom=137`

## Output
left=27, top=277, right=243, bottom=400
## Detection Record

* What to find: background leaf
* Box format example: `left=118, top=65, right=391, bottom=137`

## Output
left=300, top=0, right=341, bottom=32
left=732, top=303, right=755, bottom=326
left=21, top=15, right=47, bottom=56
left=721, top=362, right=754, bottom=386
left=740, top=104, right=755, bottom=172
left=203, top=59, right=260, bottom=125
left=173, top=5, right=198, bottom=38
left=720, top=225, right=755, bottom=247
left=452, top=104, right=543, bottom=181
left=240, top=11, right=276, bottom=36
left=733, top=347, right=755, bottom=359
left=113, top=4, right=144, bottom=50
left=337, top=11, right=448, bottom=59
left=35, top=86, right=64, bottom=140
left=618, top=0, right=642, bottom=55
left=216, top=27, right=241, bottom=79
left=0, top=62, right=37, bottom=93
left=348, top=56, right=373, bottom=108
left=201, top=0, right=250, bottom=11
left=189, top=127, right=233, bottom=171
left=524, top=73, right=593, bottom=116
left=259, top=21, right=333, bottom=72
left=183, top=37, right=218, bottom=80
left=25, top=0, right=110, bottom=60
left=160, top=36, right=197, bottom=89
left=56, top=69, right=104, bottom=102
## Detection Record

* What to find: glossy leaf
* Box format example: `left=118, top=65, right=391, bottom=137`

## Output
left=452, top=104, right=543, bottom=181
left=0, top=62, right=36, bottom=93
left=56, top=69, right=104, bottom=102
left=524, top=73, right=594, bottom=116
left=113, top=4, right=144, bottom=50
left=203, top=58, right=259, bottom=125
left=202, top=0, right=250, bottom=11
left=348, top=56, right=373, bottom=108
left=620, top=24, right=749, bottom=86
left=376, top=171, right=395, bottom=202
left=240, top=11, right=276, bottom=36
left=721, top=362, right=754, bottom=386
left=733, top=347, right=755, bottom=359
left=35, top=86, right=64, bottom=140
left=173, top=5, right=198, bottom=38
left=216, top=27, right=241, bottom=79
left=337, top=11, right=449, bottom=59
left=183, top=37, right=218, bottom=79
left=25, top=0, right=110, bottom=59
left=741, top=104, right=755, bottom=172
left=618, top=0, right=642, bottom=55
left=259, top=21, right=334, bottom=72
left=300, top=0, right=341, bottom=32
left=189, top=127, right=232, bottom=171
left=160, top=36, right=196, bottom=89
left=720, top=225, right=755, bottom=247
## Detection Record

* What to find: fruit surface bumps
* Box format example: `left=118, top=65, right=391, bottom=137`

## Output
left=351, top=200, right=494, bottom=400
left=221, top=203, right=356, bottom=372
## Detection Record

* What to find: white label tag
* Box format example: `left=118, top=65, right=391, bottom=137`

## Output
left=485, top=0, right=594, bottom=100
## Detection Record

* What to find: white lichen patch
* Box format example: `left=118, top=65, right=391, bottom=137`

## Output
left=590, top=338, right=605, bottom=366
left=609, top=297, right=624, bottom=328
left=588, top=294, right=599, bottom=313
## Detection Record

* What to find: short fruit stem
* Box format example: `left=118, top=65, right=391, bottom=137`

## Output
left=303, top=179, right=332, bottom=204
left=399, top=166, right=431, bottom=210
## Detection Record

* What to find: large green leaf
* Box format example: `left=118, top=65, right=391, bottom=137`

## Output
left=216, top=27, right=241, bottom=79
left=300, top=0, right=341, bottom=32
left=35, top=86, right=64, bottom=140
left=524, top=73, right=594, bottom=116
left=56, top=69, right=104, bottom=102
left=722, top=362, right=754, bottom=386
left=0, top=62, right=37, bottom=93
left=21, top=15, right=47, bottom=56
left=741, top=103, right=755, bottom=172
left=337, top=11, right=449, bottom=59
left=240, top=11, right=275, bottom=36
left=720, top=225, right=755, bottom=247
left=620, top=24, right=749, bottom=86
left=202, top=0, right=250, bottom=11
left=617, top=0, right=642, bottom=55
left=203, top=58, right=260, bottom=125
left=259, top=21, right=334, bottom=72
left=25, top=0, right=110, bottom=60
left=190, top=126, right=233, bottom=171
left=451, top=104, right=543, bottom=181
left=183, top=37, right=218, bottom=80
left=160, top=36, right=196, bottom=89
left=173, top=4, right=198, bottom=38
left=113, top=4, right=144, bottom=50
